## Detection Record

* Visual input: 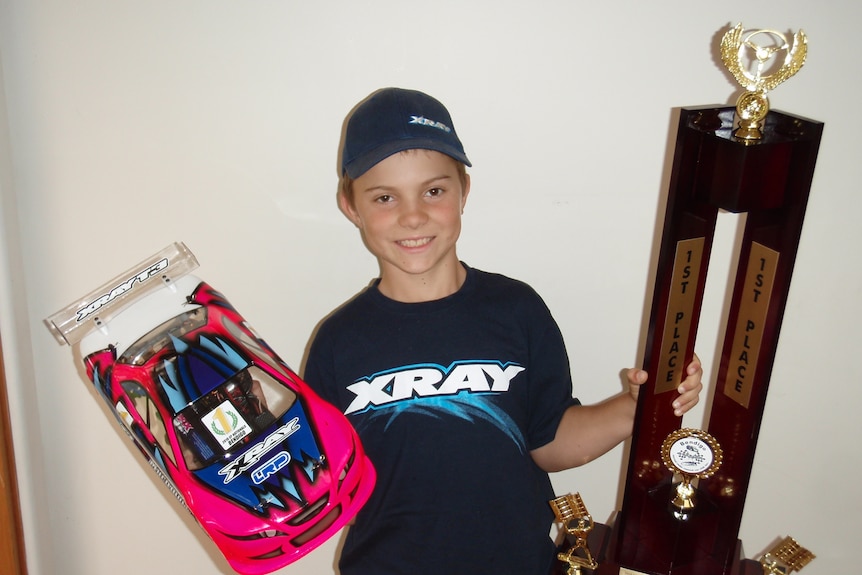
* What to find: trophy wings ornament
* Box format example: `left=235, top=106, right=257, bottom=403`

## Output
left=720, top=24, right=808, bottom=140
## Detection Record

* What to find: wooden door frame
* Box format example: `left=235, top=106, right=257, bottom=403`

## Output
left=0, top=338, right=27, bottom=575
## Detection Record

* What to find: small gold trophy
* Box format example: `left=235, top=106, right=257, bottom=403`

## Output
left=660, top=428, right=722, bottom=515
left=550, top=493, right=598, bottom=575
left=759, top=537, right=815, bottom=574
left=720, top=23, right=808, bottom=141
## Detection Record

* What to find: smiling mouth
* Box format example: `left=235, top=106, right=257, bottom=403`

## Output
left=397, top=237, right=432, bottom=248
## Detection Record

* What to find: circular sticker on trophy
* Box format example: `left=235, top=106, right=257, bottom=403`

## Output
left=662, top=428, right=722, bottom=478
left=668, top=435, right=713, bottom=475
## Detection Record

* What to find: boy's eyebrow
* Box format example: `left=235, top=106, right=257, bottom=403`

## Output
left=358, top=174, right=454, bottom=195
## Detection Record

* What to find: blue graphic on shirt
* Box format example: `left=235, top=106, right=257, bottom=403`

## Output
left=345, top=361, right=527, bottom=452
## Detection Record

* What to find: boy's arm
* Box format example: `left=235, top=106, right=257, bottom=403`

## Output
left=530, top=358, right=702, bottom=473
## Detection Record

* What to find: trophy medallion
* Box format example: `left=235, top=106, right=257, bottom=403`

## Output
left=660, top=429, right=722, bottom=515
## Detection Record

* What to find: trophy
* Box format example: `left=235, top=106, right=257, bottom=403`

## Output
left=759, top=537, right=815, bottom=575
left=588, top=24, right=822, bottom=575
left=551, top=493, right=599, bottom=575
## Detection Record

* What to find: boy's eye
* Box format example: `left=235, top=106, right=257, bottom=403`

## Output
left=374, top=194, right=394, bottom=204
left=426, top=188, right=444, bottom=197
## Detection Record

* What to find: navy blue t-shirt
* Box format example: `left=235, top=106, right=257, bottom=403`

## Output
left=304, top=265, right=578, bottom=575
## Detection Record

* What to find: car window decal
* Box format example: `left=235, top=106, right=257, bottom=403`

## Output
left=203, top=400, right=254, bottom=450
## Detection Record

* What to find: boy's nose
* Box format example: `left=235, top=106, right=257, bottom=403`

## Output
left=398, top=203, right=429, bottom=228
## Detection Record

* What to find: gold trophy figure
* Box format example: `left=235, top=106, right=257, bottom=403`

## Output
left=550, top=493, right=599, bottom=575
left=759, top=537, right=815, bottom=574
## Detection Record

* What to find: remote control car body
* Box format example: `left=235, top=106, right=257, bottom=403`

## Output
left=45, top=243, right=375, bottom=575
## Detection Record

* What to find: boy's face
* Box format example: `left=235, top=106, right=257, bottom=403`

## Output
left=339, top=149, right=470, bottom=300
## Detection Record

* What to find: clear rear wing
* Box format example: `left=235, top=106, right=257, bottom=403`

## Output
left=44, top=242, right=200, bottom=346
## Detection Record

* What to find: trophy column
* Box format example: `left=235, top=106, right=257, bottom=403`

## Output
left=591, top=25, right=823, bottom=575
left=698, top=104, right=822, bottom=570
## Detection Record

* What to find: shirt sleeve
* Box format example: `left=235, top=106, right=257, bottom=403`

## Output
left=522, top=290, right=580, bottom=451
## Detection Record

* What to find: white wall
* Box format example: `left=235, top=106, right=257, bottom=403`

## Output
left=0, top=1, right=856, bottom=573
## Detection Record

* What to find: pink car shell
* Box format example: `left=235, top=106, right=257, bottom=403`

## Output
left=45, top=243, right=375, bottom=574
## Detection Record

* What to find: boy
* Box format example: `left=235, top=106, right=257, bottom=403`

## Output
left=303, top=87, right=702, bottom=575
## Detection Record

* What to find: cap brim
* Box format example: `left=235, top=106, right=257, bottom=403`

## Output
left=343, top=138, right=472, bottom=179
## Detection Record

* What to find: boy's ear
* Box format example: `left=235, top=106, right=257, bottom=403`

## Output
left=461, top=173, right=471, bottom=212
left=338, top=189, right=362, bottom=227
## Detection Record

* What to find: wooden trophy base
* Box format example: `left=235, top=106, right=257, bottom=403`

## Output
left=554, top=517, right=763, bottom=575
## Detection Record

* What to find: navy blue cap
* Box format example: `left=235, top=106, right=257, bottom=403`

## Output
left=341, top=87, right=472, bottom=179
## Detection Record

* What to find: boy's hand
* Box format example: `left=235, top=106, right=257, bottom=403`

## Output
left=625, top=355, right=703, bottom=417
